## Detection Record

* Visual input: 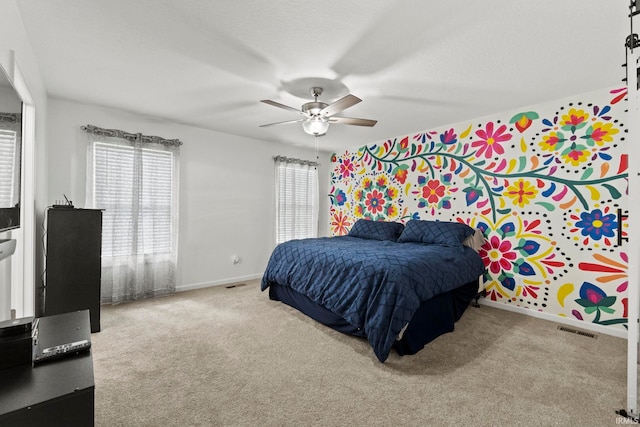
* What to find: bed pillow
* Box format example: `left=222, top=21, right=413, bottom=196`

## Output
left=348, top=219, right=404, bottom=241
left=463, top=228, right=487, bottom=252
left=397, top=220, right=475, bottom=247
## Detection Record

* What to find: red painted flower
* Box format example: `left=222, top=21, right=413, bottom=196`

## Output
left=471, top=122, right=512, bottom=158
left=394, top=168, right=408, bottom=184
left=331, top=211, right=351, bottom=236
left=422, top=179, right=445, bottom=204
left=479, top=235, right=517, bottom=274
left=365, top=190, right=385, bottom=213
left=339, top=158, right=354, bottom=179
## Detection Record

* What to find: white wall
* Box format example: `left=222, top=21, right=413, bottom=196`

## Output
left=46, top=99, right=331, bottom=291
left=0, top=0, right=48, bottom=320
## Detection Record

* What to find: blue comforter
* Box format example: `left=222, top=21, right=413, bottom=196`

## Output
left=261, top=236, right=484, bottom=362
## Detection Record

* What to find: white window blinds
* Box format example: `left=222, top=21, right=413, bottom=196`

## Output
left=274, top=157, right=318, bottom=245
left=0, top=129, right=18, bottom=207
left=93, top=142, right=174, bottom=256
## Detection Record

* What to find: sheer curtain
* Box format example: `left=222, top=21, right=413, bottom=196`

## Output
left=84, top=125, right=180, bottom=304
left=274, top=156, right=319, bottom=245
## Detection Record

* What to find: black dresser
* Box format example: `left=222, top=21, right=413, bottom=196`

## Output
left=44, top=208, right=102, bottom=333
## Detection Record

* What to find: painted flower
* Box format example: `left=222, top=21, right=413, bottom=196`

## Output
left=365, top=190, right=385, bottom=214
left=331, top=211, right=351, bottom=236
left=375, top=175, right=388, bottom=188
left=398, top=136, right=409, bottom=151
left=510, top=111, right=539, bottom=133
left=539, top=131, right=566, bottom=152
left=440, top=128, right=457, bottom=145
left=576, top=282, right=614, bottom=311
left=464, top=186, right=482, bottom=206
left=385, top=204, right=398, bottom=217
left=386, top=186, right=399, bottom=200
left=561, top=145, right=589, bottom=166
left=333, top=189, right=347, bottom=206
left=583, top=122, right=619, bottom=146
left=471, top=122, right=511, bottom=159
left=361, top=177, right=373, bottom=190
left=504, top=179, right=537, bottom=207
left=353, top=189, right=364, bottom=202
left=560, top=108, right=589, bottom=132
left=393, top=165, right=409, bottom=184
left=338, top=158, right=355, bottom=179
left=421, top=179, right=445, bottom=204
left=575, top=209, right=617, bottom=241
left=479, top=235, right=518, bottom=274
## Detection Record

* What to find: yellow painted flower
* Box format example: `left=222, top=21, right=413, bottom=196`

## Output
left=504, top=179, right=538, bottom=207
left=588, top=122, right=619, bottom=146
left=539, top=131, right=565, bottom=152
left=385, top=204, right=398, bottom=217
left=385, top=186, right=398, bottom=199
left=561, top=108, right=589, bottom=130
left=562, top=148, right=589, bottom=166
left=375, top=175, right=388, bottom=188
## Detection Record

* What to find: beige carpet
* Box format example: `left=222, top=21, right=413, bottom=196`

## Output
left=91, top=280, right=630, bottom=426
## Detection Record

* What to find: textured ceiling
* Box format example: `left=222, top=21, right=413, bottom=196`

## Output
left=15, top=0, right=630, bottom=152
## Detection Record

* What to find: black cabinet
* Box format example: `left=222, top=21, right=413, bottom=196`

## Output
left=0, top=310, right=94, bottom=427
left=45, top=208, right=102, bottom=333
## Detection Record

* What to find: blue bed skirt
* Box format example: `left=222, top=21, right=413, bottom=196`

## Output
left=268, top=278, right=479, bottom=357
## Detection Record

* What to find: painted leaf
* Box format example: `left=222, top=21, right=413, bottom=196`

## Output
left=597, top=296, right=616, bottom=308
left=585, top=185, right=601, bottom=201
left=535, top=201, right=556, bottom=211
left=575, top=298, right=595, bottom=308
left=603, top=183, right=622, bottom=199
left=541, top=182, right=557, bottom=197
left=580, top=168, right=593, bottom=181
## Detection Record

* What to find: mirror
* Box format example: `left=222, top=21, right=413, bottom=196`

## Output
left=0, top=63, right=22, bottom=232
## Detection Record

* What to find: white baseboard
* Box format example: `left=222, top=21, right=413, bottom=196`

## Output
left=176, top=273, right=263, bottom=292
left=479, top=299, right=628, bottom=340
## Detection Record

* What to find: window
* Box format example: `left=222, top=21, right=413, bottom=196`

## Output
left=274, top=157, right=318, bottom=245
left=92, top=142, right=174, bottom=256
left=85, top=124, right=180, bottom=303
left=0, top=128, right=18, bottom=207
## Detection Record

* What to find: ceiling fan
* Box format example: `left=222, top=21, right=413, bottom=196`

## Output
left=260, top=87, right=377, bottom=136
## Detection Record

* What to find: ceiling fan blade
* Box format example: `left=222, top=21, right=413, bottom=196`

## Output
left=328, top=116, right=377, bottom=127
left=259, top=119, right=304, bottom=128
left=260, top=99, right=303, bottom=114
left=320, top=94, right=361, bottom=117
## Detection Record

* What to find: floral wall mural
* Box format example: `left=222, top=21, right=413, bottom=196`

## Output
left=329, top=87, right=629, bottom=333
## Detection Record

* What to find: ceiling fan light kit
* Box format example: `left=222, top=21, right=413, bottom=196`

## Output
left=260, top=86, right=376, bottom=137
left=302, top=116, right=330, bottom=136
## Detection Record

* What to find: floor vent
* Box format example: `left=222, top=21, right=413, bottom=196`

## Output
left=225, top=283, right=246, bottom=289
left=557, top=325, right=597, bottom=339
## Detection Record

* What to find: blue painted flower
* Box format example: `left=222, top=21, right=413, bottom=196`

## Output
left=575, top=282, right=616, bottom=322
left=334, top=189, right=346, bottom=206
left=575, top=209, right=617, bottom=240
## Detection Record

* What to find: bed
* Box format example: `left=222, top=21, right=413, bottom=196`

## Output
left=260, top=219, right=486, bottom=362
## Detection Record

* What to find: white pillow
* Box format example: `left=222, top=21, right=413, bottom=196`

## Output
left=462, top=228, right=486, bottom=252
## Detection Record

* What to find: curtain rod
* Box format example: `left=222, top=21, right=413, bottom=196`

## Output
left=81, top=124, right=183, bottom=146
left=273, top=155, right=320, bottom=167
left=0, top=113, right=21, bottom=123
